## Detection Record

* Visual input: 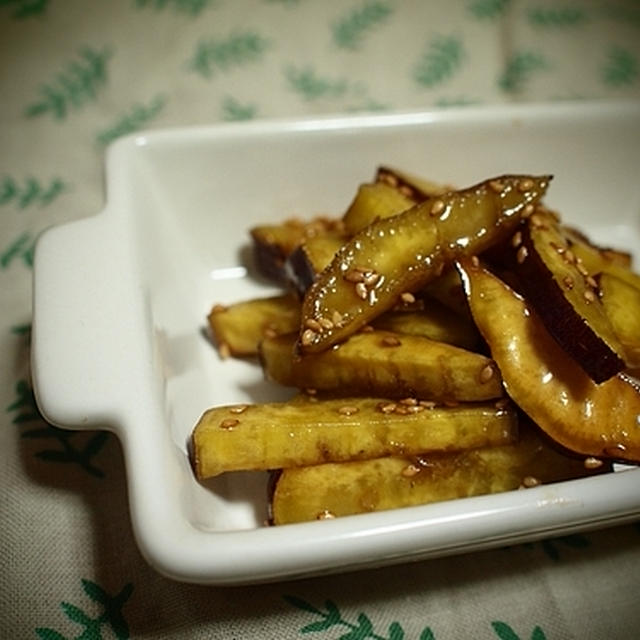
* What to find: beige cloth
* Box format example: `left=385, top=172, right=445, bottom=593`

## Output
left=2, top=1, right=640, bottom=637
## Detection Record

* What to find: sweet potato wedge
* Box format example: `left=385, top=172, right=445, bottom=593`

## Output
left=270, top=422, right=604, bottom=524
left=375, top=165, right=451, bottom=200
left=191, top=397, right=518, bottom=478
left=508, top=211, right=626, bottom=382
left=598, top=272, right=640, bottom=368
left=370, top=302, right=480, bottom=351
left=251, top=216, right=344, bottom=283
left=299, top=175, right=551, bottom=354
left=259, top=330, right=503, bottom=402
left=286, top=229, right=347, bottom=294
left=342, top=181, right=416, bottom=236
left=208, top=294, right=300, bottom=358
left=458, top=258, right=640, bottom=463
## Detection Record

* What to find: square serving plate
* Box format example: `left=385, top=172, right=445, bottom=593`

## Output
left=32, top=101, right=640, bottom=585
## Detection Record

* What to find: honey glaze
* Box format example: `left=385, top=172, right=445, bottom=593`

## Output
left=300, top=174, right=551, bottom=353
left=459, top=259, right=640, bottom=464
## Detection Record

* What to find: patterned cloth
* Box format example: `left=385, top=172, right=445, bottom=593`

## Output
left=2, top=1, right=640, bottom=638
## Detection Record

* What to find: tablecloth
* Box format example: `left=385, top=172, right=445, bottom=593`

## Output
left=2, top=1, right=640, bottom=638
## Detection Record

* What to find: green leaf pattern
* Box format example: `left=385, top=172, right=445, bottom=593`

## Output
left=467, top=0, right=512, bottom=20
left=0, top=0, right=49, bottom=19
left=284, top=64, right=349, bottom=100
left=8, top=379, right=109, bottom=477
left=1, top=231, right=36, bottom=269
left=413, top=35, right=464, bottom=88
left=287, top=596, right=436, bottom=639
left=25, top=47, right=113, bottom=120
left=36, top=580, right=133, bottom=640
left=4, top=1, right=640, bottom=637
left=188, top=30, right=270, bottom=78
left=499, top=50, right=549, bottom=93
left=527, top=6, right=587, bottom=27
left=96, top=94, right=166, bottom=145
left=602, top=45, right=638, bottom=87
left=134, top=0, right=217, bottom=16
left=0, top=176, right=67, bottom=208
left=332, top=0, right=394, bottom=50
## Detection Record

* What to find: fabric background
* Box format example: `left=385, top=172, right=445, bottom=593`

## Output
left=2, top=1, right=640, bottom=638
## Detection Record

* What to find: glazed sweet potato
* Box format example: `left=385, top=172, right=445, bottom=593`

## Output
left=508, top=211, right=626, bottom=382
left=299, top=175, right=550, bottom=354
left=251, top=216, right=344, bottom=283
left=259, top=330, right=503, bottom=402
left=192, top=397, right=517, bottom=478
left=458, top=258, right=640, bottom=463
left=370, top=301, right=480, bottom=351
left=375, top=165, right=451, bottom=201
left=598, top=272, right=640, bottom=368
left=270, top=422, right=605, bottom=524
left=208, top=294, right=300, bottom=358
left=193, top=167, right=640, bottom=528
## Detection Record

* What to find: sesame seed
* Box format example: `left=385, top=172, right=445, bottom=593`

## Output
left=400, top=292, right=416, bottom=304
left=584, top=457, right=603, bottom=470
left=380, top=172, right=398, bottom=187
left=338, top=405, right=359, bottom=416
left=218, top=342, right=231, bottom=359
left=355, top=282, right=368, bottom=299
left=470, top=255, right=480, bottom=268
left=305, top=318, right=322, bottom=332
left=576, top=262, right=589, bottom=277
left=529, top=213, right=544, bottom=227
left=563, top=275, right=574, bottom=290
left=511, top=231, right=522, bottom=248
left=523, top=203, right=535, bottom=218
left=301, top=328, right=316, bottom=346
left=305, top=388, right=317, bottom=396
left=363, top=271, right=380, bottom=286
left=400, top=397, right=418, bottom=406
left=263, top=327, right=278, bottom=339
left=263, top=232, right=277, bottom=245
left=419, top=400, right=437, bottom=409
left=518, top=178, right=535, bottom=192
left=382, top=336, right=402, bottom=347
left=220, top=418, right=239, bottom=429
left=516, top=245, right=528, bottom=264
left=377, top=402, right=397, bottom=414
left=229, top=405, right=248, bottom=414
left=563, top=249, right=576, bottom=264
left=551, top=242, right=566, bottom=255
left=331, top=310, right=344, bottom=326
left=494, top=397, right=510, bottom=410
left=586, top=275, right=598, bottom=289
left=521, top=476, right=540, bottom=488
left=319, top=317, right=334, bottom=330
left=401, top=464, right=421, bottom=478
left=211, top=303, right=227, bottom=314
left=399, top=185, right=414, bottom=198
left=583, top=289, right=597, bottom=303
left=489, top=180, right=505, bottom=193
left=430, top=199, right=445, bottom=216
left=479, top=363, right=495, bottom=383
left=360, top=325, right=374, bottom=333
left=316, top=510, right=336, bottom=520
left=344, top=269, right=365, bottom=283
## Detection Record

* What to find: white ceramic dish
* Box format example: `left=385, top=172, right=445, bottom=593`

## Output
left=32, top=101, right=640, bottom=585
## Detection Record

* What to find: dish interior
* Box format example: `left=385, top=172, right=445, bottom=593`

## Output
left=119, top=108, right=640, bottom=533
